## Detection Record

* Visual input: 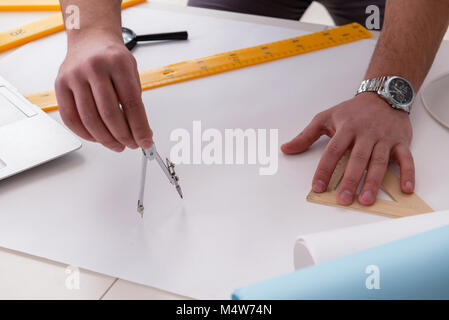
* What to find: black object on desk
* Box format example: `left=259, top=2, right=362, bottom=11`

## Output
left=122, top=27, right=189, bottom=51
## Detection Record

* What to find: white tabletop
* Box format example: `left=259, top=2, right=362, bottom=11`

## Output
left=1, top=2, right=447, bottom=300
left=0, top=2, right=338, bottom=300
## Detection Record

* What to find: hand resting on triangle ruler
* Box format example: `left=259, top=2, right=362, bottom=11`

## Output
left=307, top=153, right=434, bottom=218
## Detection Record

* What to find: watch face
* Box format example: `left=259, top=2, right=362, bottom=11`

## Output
left=387, top=78, right=414, bottom=105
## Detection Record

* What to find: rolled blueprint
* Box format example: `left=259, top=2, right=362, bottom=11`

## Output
left=233, top=224, right=449, bottom=299
left=294, top=210, right=449, bottom=269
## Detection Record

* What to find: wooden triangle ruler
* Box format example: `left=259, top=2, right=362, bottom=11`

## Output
left=0, top=0, right=146, bottom=53
left=25, top=23, right=373, bottom=112
left=307, top=153, right=434, bottom=218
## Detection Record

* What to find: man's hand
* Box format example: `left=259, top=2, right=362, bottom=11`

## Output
left=56, top=0, right=153, bottom=152
left=281, top=93, right=414, bottom=206
left=282, top=0, right=449, bottom=206
left=55, top=30, right=153, bottom=152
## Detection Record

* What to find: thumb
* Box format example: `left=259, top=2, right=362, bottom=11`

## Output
left=281, top=115, right=325, bottom=155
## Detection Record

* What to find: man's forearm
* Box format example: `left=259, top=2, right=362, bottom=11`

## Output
left=366, top=0, right=449, bottom=90
left=60, top=0, right=123, bottom=43
left=56, top=0, right=153, bottom=152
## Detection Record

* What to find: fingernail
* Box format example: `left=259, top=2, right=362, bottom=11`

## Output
left=112, top=146, right=124, bottom=153
left=141, top=139, right=153, bottom=149
left=405, top=181, right=414, bottom=192
left=129, top=143, right=138, bottom=149
left=339, top=190, right=353, bottom=205
left=360, top=190, right=374, bottom=204
left=313, top=180, right=327, bottom=193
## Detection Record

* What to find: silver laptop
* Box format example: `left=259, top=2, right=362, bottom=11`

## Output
left=0, top=75, right=81, bottom=180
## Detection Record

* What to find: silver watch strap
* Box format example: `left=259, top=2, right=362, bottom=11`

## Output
left=356, top=76, right=389, bottom=95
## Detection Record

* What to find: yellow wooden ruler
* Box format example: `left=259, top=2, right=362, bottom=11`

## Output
left=0, top=0, right=146, bottom=53
left=25, top=23, right=372, bottom=112
left=0, top=0, right=144, bottom=11
left=0, top=0, right=66, bottom=11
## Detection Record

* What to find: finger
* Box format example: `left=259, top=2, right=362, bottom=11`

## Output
left=358, top=143, right=390, bottom=206
left=337, top=139, right=374, bottom=206
left=312, top=131, right=353, bottom=193
left=281, top=112, right=328, bottom=155
left=72, top=81, right=125, bottom=152
left=111, top=64, right=153, bottom=149
left=55, top=80, right=95, bottom=142
left=89, top=73, right=138, bottom=149
left=392, top=144, right=415, bottom=193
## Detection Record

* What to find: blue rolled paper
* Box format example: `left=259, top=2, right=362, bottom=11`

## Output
left=232, top=224, right=449, bottom=300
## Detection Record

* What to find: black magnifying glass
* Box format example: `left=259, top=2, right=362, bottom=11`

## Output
left=122, top=27, right=188, bottom=51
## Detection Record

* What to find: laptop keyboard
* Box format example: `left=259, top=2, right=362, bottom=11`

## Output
left=0, top=86, right=37, bottom=127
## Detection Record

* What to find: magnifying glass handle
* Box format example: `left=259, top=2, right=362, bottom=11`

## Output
left=135, top=31, right=188, bottom=42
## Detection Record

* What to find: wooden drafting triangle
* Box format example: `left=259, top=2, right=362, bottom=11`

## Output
left=307, top=153, right=434, bottom=218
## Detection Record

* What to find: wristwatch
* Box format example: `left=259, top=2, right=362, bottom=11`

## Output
left=356, top=76, right=415, bottom=113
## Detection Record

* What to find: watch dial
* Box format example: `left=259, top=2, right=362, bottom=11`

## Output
left=388, top=78, right=413, bottom=105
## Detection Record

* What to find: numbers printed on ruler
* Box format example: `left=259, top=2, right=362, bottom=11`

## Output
left=9, top=29, right=26, bottom=37
left=149, top=23, right=372, bottom=86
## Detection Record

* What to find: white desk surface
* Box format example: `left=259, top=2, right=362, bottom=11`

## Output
left=0, top=2, right=339, bottom=300
left=1, top=2, right=444, bottom=300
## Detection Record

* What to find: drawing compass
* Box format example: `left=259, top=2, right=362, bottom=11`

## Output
left=137, top=145, right=183, bottom=217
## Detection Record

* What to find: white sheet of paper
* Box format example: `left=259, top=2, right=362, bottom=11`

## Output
left=0, top=6, right=449, bottom=299
left=294, top=210, right=449, bottom=269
